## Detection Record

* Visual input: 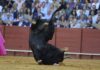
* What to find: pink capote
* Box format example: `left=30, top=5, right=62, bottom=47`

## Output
left=0, top=31, right=6, bottom=55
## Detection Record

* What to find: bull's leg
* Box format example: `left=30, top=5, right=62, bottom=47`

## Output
left=32, top=49, right=42, bottom=62
left=29, top=45, right=43, bottom=64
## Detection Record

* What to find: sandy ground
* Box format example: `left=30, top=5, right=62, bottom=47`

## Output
left=0, top=56, right=100, bottom=70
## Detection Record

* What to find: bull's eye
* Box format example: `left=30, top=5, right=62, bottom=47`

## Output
left=32, top=20, right=36, bottom=25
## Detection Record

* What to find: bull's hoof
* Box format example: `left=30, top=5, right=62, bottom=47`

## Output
left=53, top=63, right=59, bottom=65
left=37, top=60, right=43, bottom=65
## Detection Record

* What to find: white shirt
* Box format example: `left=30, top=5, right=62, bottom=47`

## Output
left=84, top=10, right=90, bottom=17
left=92, top=15, right=98, bottom=24
left=41, top=13, right=52, bottom=20
left=14, top=0, right=25, bottom=11
left=0, top=5, right=3, bottom=12
left=76, top=10, right=81, bottom=17
left=70, top=23, right=81, bottom=28
left=1, top=13, right=8, bottom=21
left=1, top=13, right=14, bottom=24
left=92, top=2, right=100, bottom=9
left=41, top=6, right=48, bottom=16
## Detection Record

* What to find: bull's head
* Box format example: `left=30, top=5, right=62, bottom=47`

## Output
left=30, top=11, right=57, bottom=31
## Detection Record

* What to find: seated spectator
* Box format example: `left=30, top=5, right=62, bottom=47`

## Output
left=32, top=6, right=40, bottom=19
left=12, top=4, right=19, bottom=19
left=71, top=8, right=77, bottom=17
left=17, top=17, right=23, bottom=26
left=0, top=5, right=3, bottom=13
left=77, top=15, right=87, bottom=28
left=25, top=0, right=34, bottom=10
left=96, top=15, right=100, bottom=24
left=31, top=3, right=36, bottom=14
left=65, top=3, right=72, bottom=19
left=83, top=4, right=90, bottom=17
left=53, top=0, right=60, bottom=9
left=41, top=10, right=53, bottom=20
left=7, top=0, right=14, bottom=10
left=18, top=12, right=31, bottom=27
left=69, top=0, right=75, bottom=9
left=90, top=4, right=97, bottom=15
left=41, top=4, right=55, bottom=20
left=14, top=0, right=25, bottom=12
left=86, top=15, right=93, bottom=28
left=93, top=16, right=100, bottom=29
left=40, top=2, right=48, bottom=17
left=77, top=9, right=87, bottom=19
left=22, top=20, right=31, bottom=27
left=92, top=0, right=100, bottom=10
left=92, top=10, right=100, bottom=24
left=45, top=0, right=52, bottom=10
left=13, top=15, right=20, bottom=26
left=69, top=15, right=81, bottom=28
left=1, top=11, right=14, bottom=26
left=22, top=9, right=32, bottom=27
left=54, top=20, right=61, bottom=28
left=76, top=5, right=82, bottom=17
left=60, top=15, right=69, bottom=28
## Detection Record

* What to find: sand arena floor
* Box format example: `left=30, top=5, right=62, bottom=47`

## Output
left=0, top=56, right=100, bottom=70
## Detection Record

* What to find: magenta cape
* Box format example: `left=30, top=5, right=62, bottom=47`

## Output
left=0, top=31, right=6, bottom=55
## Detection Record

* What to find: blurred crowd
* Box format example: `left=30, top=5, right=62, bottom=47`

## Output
left=0, top=0, right=100, bottom=29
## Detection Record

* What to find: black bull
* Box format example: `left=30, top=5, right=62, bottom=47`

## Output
left=29, top=4, right=66, bottom=64
left=29, top=19, right=65, bottom=65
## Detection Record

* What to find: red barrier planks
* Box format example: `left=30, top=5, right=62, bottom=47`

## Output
left=5, top=26, right=30, bottom=50
left=82, top=29, right=100, bottom=53
left=56, top=28, right=82, bottom=52
left=0, top=25, right=4, bottom=35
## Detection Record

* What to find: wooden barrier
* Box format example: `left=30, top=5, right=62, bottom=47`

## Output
left=82, top=29, right=100, bottom=53
left=0, top=25, right=4, bottom=35
left=81, top=29, right=100, bottom=59
left=4, top=26, right=30, bottom=56
left=56, top=28, right=82, bottom=52
left=55, top=28, right=82, bottom=58
left=0, top=25, right=100, bottom=59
